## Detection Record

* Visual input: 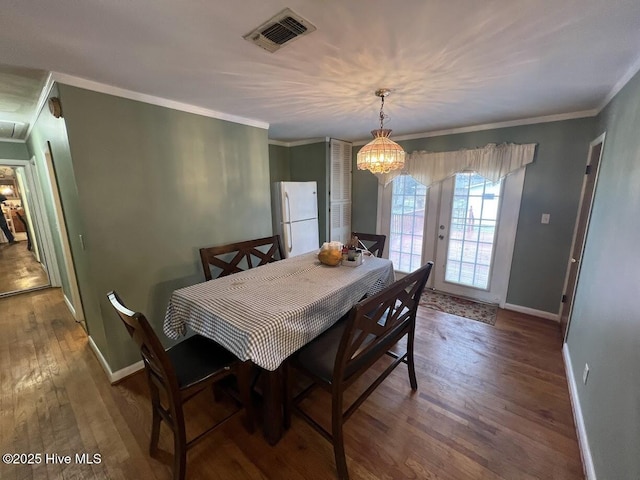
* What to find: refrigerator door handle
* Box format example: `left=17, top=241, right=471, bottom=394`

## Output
left=285, top=191, right=291, bottom=222
left=285, top=192, right=293, bottom=253
left=287, top=222, right=293, bottom=253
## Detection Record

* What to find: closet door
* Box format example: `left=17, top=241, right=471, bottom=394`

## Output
left=329, top=139, right=352, bottom=245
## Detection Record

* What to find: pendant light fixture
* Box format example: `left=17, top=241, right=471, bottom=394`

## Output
left=356, top=88, right=406, bottom=174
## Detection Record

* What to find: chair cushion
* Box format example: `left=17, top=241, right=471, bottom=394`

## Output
left=294, top=312, right=410, bottom=385
left=294, top=318, right=348, bottom=384
left=166, top=334, right=238, bottom=389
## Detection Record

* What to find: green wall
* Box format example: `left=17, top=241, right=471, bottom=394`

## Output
left=353, top=118, right=595, bottom=314
left=566, top=69, right=640, bottom=479
left=0, top=141, right=29, bottom=159
left=351, top=152, right=379, bottom=235
left=271, top=140, right=359, bottom=246
left=268, top=144, right=291, bottom=184
left=289, top=141, right=329, bottom=244
left=41, top=84, right=271, bottom=372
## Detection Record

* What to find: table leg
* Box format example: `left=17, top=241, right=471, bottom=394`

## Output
left=237, top=361, right=255, bottom=434
left=263, top=365, right=283, bottom=445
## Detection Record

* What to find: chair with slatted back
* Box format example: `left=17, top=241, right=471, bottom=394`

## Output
left=284, top=261, right=433, bottom=480
left=107, top=291, right=254, bottom=480
left=199, top=235, right=284, bottom=280
left=351, top=232, right=386, bottom=258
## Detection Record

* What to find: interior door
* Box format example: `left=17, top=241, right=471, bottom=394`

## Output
left=329, top=139, right=352, bottom=245
left=433, top=170, right=525, bottom=305
left=560, top=134, right=604, bottom=341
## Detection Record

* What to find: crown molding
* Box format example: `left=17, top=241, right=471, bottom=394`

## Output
left=268, top=137, right=329, bottom=147
left=50, top=72, right=269, bottom=130
left=352, top=109, right=598, bottom=146
left=597, top=53, right=640, bottom=113
left=23, top=72, right=56, bottom=141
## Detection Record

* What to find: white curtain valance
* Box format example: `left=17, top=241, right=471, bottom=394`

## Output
left=374, top=142, right=537, bottom=186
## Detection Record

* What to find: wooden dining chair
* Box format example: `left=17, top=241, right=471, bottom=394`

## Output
left=107, top=291, right=254, bottom=480
left=199, top=234, right=284, bottom=280
left=351, top=232, right=386, bottom=258
left=284, top=261, right=433, bottom=480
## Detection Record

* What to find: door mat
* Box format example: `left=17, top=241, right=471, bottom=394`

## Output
left=419, top=289, right=498, bottom=326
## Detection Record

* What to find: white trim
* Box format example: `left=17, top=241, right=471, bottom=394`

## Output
left=563, top=344, right=597, bottom=480
left=88, top=336, right=111, bottom=380
left=352, top=110, right=598, bottom=146
left=375, top=183, right=383, bottom=238
left=0, top=158, right=59, bottom=286
left=268, top=137, right=329, bottom=147
left=597, top=53, right=640, bottom=113
left=42, top=146, right=84, bottom=320
left=110, top=360, right=145, bottom=384
left=503, top=302, right=559, bottom=321
left=50, top=72, right=269, bottom=130
left=63, top=293, right=78, bottom=321
left=25, top=73, right=55, bottom=140
left=26, top=156, right=61, bottom=286
left=432, top=169, right=524, bottom=305
left=559, top=132, right=606, bottom=334
left=88, top=336, right=144, bottom=384
left=0, top=138, right=26, bottom=144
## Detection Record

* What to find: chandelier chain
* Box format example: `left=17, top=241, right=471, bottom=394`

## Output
left=379, top=95, right=386, bottom=130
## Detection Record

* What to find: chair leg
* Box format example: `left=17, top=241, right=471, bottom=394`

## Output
left=407, top=327, right=418, bottom=390
left=212, top=382, right=224, bottom=402
left=149, top=386, right=162, bottom=455
left=332, top=387, right=349, bottom=480
left=173, top=414, right=188, bottom=480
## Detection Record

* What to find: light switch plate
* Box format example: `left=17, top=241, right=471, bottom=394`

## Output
left=541, top=213, right=550, bottom=224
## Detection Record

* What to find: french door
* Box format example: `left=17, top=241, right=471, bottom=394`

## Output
left=382, top=169, right=525, bottom=306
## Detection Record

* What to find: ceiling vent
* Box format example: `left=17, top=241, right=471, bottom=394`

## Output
left=244, top=8, right=316, bottom=53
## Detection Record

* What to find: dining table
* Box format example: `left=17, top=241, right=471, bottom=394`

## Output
left=163, top=250, right=395, bottom=445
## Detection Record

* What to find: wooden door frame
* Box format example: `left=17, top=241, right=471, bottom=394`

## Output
left=0, top=158, right=59, bottom=285
left=560, top=132, right=605, bottom=341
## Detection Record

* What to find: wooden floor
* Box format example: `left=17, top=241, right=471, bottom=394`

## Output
left=0, top=240, right=49, bottom=296
left=0, top=288, right=584, bottom=480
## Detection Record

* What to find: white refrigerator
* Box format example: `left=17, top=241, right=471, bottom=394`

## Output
left=272, top=181, right=320, bottom=258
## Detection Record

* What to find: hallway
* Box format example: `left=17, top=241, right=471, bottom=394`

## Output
left=0, top=241, right=49, bottom=295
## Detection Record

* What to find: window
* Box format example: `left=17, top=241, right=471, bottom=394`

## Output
left=389, top=175, right=427, bottom=273
left=444, top=173, right=502, bottom=290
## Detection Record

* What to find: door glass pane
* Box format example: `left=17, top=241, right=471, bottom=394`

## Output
left=444, top=173, right=502, bottom=289
left=389, top=175, right=426, bottom=273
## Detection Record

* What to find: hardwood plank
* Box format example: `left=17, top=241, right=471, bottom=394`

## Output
left=0, top=242, right=49, bottom=295
left=0, top=288, right=584, bottom=480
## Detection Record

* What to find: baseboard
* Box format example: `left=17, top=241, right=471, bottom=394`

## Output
left=63, top=293, right=78, bottom=320
left=110, top=359, right=145, bottom=384
left=563, top=344, right=597, bottom=480
left=88, top=336, right=144, bottom=384
left=502, top=303, right=559, bottom=321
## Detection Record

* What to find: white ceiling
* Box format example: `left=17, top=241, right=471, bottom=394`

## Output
left=1, top=0, right=640, bottom=143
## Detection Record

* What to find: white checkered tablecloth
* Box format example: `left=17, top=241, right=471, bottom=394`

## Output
left=163, top=252, right=395, bottom=371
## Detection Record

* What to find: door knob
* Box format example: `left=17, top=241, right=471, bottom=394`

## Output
left=439, top=225, right=445, bottom=230
left=438, top=234, right=444, bottom=240
left=571, top=258, right=577, bottom=263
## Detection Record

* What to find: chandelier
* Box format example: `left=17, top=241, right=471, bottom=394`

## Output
left=356, top=88, right=406, bottom=174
